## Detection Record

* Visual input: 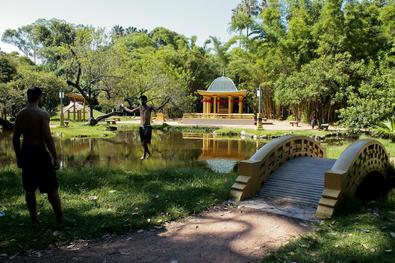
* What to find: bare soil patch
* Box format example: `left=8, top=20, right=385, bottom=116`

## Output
left=6, top=206, right=310, bottom=263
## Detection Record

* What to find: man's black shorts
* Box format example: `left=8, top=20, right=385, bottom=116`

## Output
left=21, top=144, right=58, bottom=193
left=139, top=125, right=152, bottom=144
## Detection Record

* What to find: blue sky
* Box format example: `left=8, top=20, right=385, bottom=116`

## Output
left=0, top=0, right=240, bottom=53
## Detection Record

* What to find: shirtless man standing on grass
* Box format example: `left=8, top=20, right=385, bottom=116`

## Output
left=121, top=95, right=170, bottom=160
left=13, top=86, right=64, bottom=225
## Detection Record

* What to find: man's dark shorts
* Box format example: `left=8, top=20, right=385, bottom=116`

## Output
left=21, top=145, right=58, bottom=193
left=139, top=125, right=152, bottom=144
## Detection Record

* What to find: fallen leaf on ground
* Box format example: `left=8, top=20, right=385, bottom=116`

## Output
left=88, top=196, right=99, bottom=201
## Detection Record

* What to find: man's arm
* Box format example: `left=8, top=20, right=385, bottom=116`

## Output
left=43, top=113, right=59, bottom=169
left=152, top=97, right=171, bottom=111
left=121, top=105, right=139, bottom=114
left=12, top=117, right=22, bottom=168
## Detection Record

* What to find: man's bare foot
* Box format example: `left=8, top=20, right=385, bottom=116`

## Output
left=145, top=153, right=150, bottom=159
left=140, top=155, right=145, bottom=160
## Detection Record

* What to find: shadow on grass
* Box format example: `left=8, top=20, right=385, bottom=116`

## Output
left=262, top=189, right=395, bottom=263
left=7, top=208, right=306, bottom=263
left=0, top=166, right=237, bottom=255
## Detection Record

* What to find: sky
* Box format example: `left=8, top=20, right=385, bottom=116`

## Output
left=0, top=0, right=240, bottom=53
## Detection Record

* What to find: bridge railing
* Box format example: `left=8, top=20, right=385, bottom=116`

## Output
left=231, top=135, right=325, bottom=201
left=316, top=139, right=390, bottom=218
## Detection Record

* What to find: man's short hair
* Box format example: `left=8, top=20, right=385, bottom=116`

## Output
left=140, top=95, right=148, bottom=101
left=27, top=86, right=43, bottom=103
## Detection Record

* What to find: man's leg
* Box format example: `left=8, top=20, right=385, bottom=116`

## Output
left=25, top=191, right=39, bottom=224
left=48, top=190, right=64, bottom=223
left=140, top=143, right=146, bottom=160
left=144, top=142, right=151, bottom=159
left=140, top=142, right=150, bottom=160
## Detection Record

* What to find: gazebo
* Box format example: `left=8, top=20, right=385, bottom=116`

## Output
left=63, top=93, right=87, bottom=121
left=197, top=76, right=247, bottom=116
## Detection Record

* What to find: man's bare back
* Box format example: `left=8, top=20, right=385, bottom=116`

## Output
left=16, top=106, right=50, bottom=146
left=13, top=86, right=63, bottom=224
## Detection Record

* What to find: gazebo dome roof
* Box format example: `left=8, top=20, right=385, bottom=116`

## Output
left=207, top=76, right=238, bottom=92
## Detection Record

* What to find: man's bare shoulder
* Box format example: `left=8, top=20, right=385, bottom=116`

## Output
left=38, top=108, right=50, bottom=118
left=17, top=107, right=49, bottom=119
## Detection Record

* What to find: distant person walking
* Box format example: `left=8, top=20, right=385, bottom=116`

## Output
left=310, top=111, right=317, bottom=129
left=121, top=95, right=170, bottom=160
left=13, top=86, right=64, bottom=224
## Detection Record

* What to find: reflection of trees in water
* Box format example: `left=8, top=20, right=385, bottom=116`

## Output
left=0, top=130, right=260, bottom=171
left=56, top=130, right=203, bottom=170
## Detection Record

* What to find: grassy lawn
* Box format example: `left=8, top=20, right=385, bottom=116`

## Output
left=51, top=121, right=144, bottom=139
left=324, top=136, right=395, bottom=159
left=0, top=166, right=236, bottom=255
left=51, top=122, right=117, bottom=138
left=50, top=122, right=218, bottom=139
left=262, top=190, right=395, bottom=263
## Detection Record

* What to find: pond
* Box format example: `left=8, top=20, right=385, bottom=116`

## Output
left=0, top=130, right=265, bottom=173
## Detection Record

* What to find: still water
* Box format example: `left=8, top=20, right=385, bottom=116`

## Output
left=0, top=130, right=264, bottom=173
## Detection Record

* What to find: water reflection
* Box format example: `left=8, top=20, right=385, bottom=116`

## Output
left=0, top=130, right=263, bottom=173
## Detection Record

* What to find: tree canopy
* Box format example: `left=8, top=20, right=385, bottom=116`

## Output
left=1, top=0, right=394, bottom=129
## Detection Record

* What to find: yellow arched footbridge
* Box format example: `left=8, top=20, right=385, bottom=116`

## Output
left=230, top=136, right=391, bottom=219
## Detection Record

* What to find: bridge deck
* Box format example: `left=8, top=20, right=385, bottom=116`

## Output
left=241, top=157, right=336, bottom=221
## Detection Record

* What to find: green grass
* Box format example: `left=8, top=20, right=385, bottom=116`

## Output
left=262, top=190, right=395, bottom=263
left=0, top=165, right=236, bottom=254
left=51, top=122, right=117, bottom=138
left=324, top=136, right=395, bottom=159
left=50, top=122, right=218, bottom=139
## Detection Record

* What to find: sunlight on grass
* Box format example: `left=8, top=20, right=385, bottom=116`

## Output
left=0, top=166, right=236, bottom=254
left=262, top=190, right=395, bottom=263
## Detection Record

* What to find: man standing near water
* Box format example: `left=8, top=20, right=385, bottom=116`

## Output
left=13, top=86, right=64, bottom=224
left=121, top=95, right=170, bottom=160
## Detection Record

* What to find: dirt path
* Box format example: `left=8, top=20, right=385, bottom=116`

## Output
left=8, top=206, right=310, bottom=263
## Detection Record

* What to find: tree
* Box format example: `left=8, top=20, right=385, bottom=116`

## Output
left=64, top=28, right=122, bottom=125
left=339, top=59, right=395, bottom=129
left=0, top=55, right=17, bottom=82
left=312, top=0, right=345, bottom=56
left=2, top=25, right=41, bottom=63
left=207, top=36, right=231, bottom=73
left=230, top=0, right=261, bottom=38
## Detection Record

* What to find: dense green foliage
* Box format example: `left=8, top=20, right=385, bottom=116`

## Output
left=1, top=0, right=394, bottom=128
